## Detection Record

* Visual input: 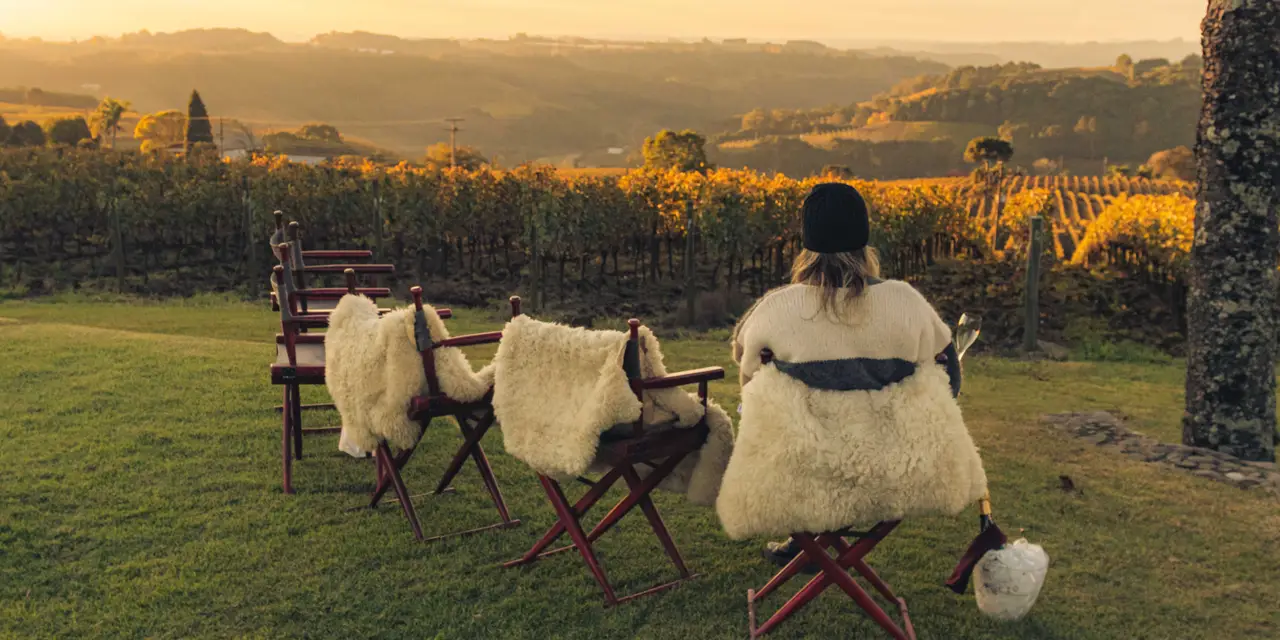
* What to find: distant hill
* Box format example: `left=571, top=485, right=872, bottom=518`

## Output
left=714, top=57, right=1201, bottom=178
left=825, top=39, right=1199, bottom=68
left=0, top=30, right=947, bottom=162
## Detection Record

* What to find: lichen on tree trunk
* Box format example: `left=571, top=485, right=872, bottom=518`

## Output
left=1184, top=0, right=1280, bottom=462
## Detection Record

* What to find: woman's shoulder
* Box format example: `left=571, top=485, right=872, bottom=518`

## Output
left=869, top=278, right=929, bottom=299
left=734, top=285, right=806, bottom=333
left=749, top=284, right=809, bottom=310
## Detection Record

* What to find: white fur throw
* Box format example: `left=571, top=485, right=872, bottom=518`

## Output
left=491, top=315, right=734, bottom=506
left=325, top=295, right=493, bottom=456
left=716, top=363, right=987, bottom=539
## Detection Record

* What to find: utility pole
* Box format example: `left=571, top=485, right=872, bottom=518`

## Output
left=219, top=117, right=225, bottom=155
left=444, top=117, right=465, bottom=168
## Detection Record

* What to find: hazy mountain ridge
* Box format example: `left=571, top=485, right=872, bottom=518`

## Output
left=0, top=32, right=949, bottom=161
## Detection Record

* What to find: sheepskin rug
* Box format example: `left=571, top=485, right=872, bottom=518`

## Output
left=492, top=315, right=734, bottom=506
left=325, top=295, right=493, bottom=457
left=716, top=363, right=987, bottom=539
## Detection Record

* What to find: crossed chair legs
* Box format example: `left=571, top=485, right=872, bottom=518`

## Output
left=367, top=407, right=521, bottom=543
left=503, top=450, right=699, bottom=607
left=747, top=521, right=915, bottom=639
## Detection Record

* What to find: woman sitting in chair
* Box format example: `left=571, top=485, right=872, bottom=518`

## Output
left=727, top=182, right=969, bottom=568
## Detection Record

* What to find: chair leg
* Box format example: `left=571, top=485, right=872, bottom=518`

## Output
left=749, top=526, right=906, bottom=639
left=435, top=412, right=490, bottom=494
left=794, top=534, right=911, bottom=640
left=370, top=445, right=419, bottom=508
left=456, top=413, right=516, bottom=524
left=750, top=539, right=838, bottom=638
left=621, top=464, right=691, bottom=578
left=504, top=468, right=624, bottom=567
left=542, top=476, right=619, bottom=606
left=291, top=384, right=304, bottom=460
left=281, top=386, right=294, bottom=495
left=377, top=442, right=425, bottom=541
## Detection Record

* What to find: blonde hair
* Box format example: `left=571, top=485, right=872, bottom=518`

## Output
left=790, top=246, right=882, bottom=320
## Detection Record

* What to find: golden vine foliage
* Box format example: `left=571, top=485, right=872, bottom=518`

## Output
left=1071, top=194, right=1195, bottom=279
left=0, top=148, right=1202, bottom=295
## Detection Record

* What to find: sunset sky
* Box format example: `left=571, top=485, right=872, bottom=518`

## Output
left=0, top=0, right=1204, bottom=44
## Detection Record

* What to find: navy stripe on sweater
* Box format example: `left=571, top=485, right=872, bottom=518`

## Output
left=772, top=357, right=916, bottom=392
left=772, top=346, right=962, bottom=396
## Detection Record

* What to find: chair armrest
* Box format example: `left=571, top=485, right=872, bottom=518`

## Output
left=437, top=331, right=502, bottom=348
left=302, top=264, right=396, bottom=274
left=436, top=308, right=453, bottom=320
left=638, top=366, right=726, bottom=390
left=295, top=287, right=393, bottom=299
left=302, top=250, right=373, bottom=260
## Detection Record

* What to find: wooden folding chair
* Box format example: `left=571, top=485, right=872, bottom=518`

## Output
left=503, top=318, right=726, bottom=607
left=270, top=254, right=451, bottom=495
left=744, top=348, right=916, bottom=639
left=268, top=238, right=414, bottom=427
left=364, top=288, right=521, bottom=542
left=270, top=215, right=395, bottom=314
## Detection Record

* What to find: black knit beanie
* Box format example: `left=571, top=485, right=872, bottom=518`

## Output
left=802, top=183, right=870, bottom=253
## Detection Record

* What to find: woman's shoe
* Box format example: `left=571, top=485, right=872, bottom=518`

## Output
left=762, top=538, right=818, bottom=574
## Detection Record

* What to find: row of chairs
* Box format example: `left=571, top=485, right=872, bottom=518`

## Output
left=263, top=218, right=918, bottom=639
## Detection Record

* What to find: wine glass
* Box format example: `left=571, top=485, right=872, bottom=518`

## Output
left=954, top=313, right=982, bottom=360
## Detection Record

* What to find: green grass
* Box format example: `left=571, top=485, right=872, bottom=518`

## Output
left=2, top=299, right=1278, bottom=639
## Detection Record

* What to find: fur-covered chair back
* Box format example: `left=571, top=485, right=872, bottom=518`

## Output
left=325, top=294, right=493, bottom=456
left=491, top=315, right=734, bottom=506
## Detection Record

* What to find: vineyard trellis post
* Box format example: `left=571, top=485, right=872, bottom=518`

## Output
left=109, top=187, right=126, bottom=293
left=1023, top=216, right=1044, bottom=352
left=242, top=175, right=258, bottom=290
left=683, top=199, right=697, bottom=325
left=370, top=178, right=384, bottom=287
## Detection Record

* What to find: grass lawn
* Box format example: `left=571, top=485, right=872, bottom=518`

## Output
left=1, top=297, right=1277, bottom=639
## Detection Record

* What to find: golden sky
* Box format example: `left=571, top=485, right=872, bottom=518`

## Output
left=0, top=0, right=1204, bottom=43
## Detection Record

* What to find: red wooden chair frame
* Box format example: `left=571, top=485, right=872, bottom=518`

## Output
left=364, top=288, right=521, bottom=542
left=744, top=348, right=916, bottom=639
left=270, top=255, right=451, bottom=495
left=503, top=318, right=726, bottom=607
left=269, top=216, right=394, bottom=314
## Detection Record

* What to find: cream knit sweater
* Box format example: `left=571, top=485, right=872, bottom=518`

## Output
left=731, top=281, right=953, bottom=387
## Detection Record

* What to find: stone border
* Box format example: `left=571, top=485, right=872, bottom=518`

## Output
left=1042, top=411, right=1280, bottom=495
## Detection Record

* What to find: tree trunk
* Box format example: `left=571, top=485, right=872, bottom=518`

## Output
left=1184, top=0, right=1280, bottom=462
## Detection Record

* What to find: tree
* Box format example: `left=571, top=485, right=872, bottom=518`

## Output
left=43, top=116, right=93, bottom=146
left=1032, top=158, right=1059, bottom=175
left=91, top=97, right=131, bottom=148
left=6, top=120, right=46, bottom=147
left=740, top=109, right=768, bottom=132
left=1147, top=146, right=1196, bottom=181
left=1105, top=163, right=1132, bottom=178
left=821, top=164, right=854, bottom=179
left=963, top=136, right=1014, bottom=166
left=1184, top=0, right=1280, bottom=463
left=185, top=90, right=214, bottom=152
left=642, top=129, right=711, bottom=172
left=297, top=123, right=343, bottom=142
left=424, top=143, right=487, bottom=170
left=1074, top=116, right=1099, bottom=159
left=1115, top=54, right=1135, bottom=82
left=134, top=110, right=187, bottom=153
left=227, top=119, right=259, bottom=153
left=0, top=116, right=9, bottom=144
